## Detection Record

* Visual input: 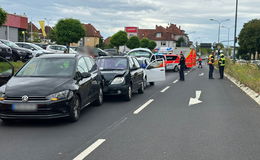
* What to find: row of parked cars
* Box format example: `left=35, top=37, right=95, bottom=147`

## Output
left=0, top=48, right=166, bottom=123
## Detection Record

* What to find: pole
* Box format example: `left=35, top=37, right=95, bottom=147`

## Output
left=30, top=18, right=33, bottom=42
left=218, top=22, right=221, bottom=44
left=227, top=28, right=230, bottom=56
left=233, top=0, right=238, bottom=62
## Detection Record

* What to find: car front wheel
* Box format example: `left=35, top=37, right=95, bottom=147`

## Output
left=68, top=94, right=81, bottom=122
left=138, top=81, right=144, bottom=94
left=123, top=85, right=132, bottom=101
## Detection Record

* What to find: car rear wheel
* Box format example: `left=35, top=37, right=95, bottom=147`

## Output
left=149, top=82, right=155, bottom=86
left=68, top=94, right=81, bottom=122
left=123, top=85, right=132, bottom=101
left=93, top=88, right=103, bottom=106
left=138, top=81, right=144, bottom=94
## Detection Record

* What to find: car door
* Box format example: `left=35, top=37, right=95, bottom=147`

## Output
left=0, top=57, right=14, bottom=87
left=128, top=57, right=136, bottom=90
left=132, top=57, right=143, bottom=85
left=84, top=57, right=100, bottom=99
left=130, top=57, right=142, bottom=91
left=145, top=59, right=166, bottom=82
left=76, top=57, right=92, bottom=105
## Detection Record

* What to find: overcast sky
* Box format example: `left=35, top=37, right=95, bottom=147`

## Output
left=0, top=0, right=259, bottom=45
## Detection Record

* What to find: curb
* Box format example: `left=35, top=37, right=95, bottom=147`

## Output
left=224, top=73, right=260, bottom=106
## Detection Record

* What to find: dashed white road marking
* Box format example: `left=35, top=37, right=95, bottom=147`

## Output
left=73, top=139, right=106, bottom=160
left=133, top=99, right=154, bottom=114
left=199, top=73, right=204, bottom=76
left=173, top=79, right=178, bottom=84
left=160, top=86, right=170, bottom=93
left=185, top=73, right=188, bottom=75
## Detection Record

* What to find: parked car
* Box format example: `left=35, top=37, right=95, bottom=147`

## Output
left=0, top=42, right=12, bottom=60
left=70, top=46, right=79, bottom=52
left=0, top=39, right=33, bottom=62
left=97, top=56, right=144, bottom=101
left=104, top=48, right=118, bottom=55
left=164, top=54, right=180, bottom=71
left=0, top=54, right=103, bottom=122
left=46, top=45, right=77, bottom=54
left=15, top=42, right=50, bottom=56
left=34, top=43, right=48, bottom=50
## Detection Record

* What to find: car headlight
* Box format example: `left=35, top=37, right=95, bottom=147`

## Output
left=47, top=90, right=72, bottom=101
left=111, top=77, right=125, bottom=85
left=0, top=92, right=5, bottom=101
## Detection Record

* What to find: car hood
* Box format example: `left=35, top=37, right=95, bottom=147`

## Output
left=0, top=43, right=10, bottom=49
left=4, top=77, right=72, bottom=97
left=100, top=70, right=127, bottom=82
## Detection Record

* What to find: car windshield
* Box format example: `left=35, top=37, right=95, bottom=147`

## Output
left=97, top=58, right=128, bottom=70
left=1, top=40, right=20, bottom=48
left=16, top=58, right=75, bottom=77
left=128, top=51, right=151, bottom=58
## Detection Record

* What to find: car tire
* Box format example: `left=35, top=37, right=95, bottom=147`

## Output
left=138, top=81, right=144, bottom=94
left=149, top=82, right=155, bottom=86
left=93, top=88, right=103, bottom=106
left=174, top=66, right=179, bottom=72
left=144, top=77, right=148, bottom=88
left=68, top=94, right=81, bottom=122
left=123, top=85, right=132, bottom=101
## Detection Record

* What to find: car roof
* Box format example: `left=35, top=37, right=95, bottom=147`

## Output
left=37, top=53, right=78, bottom=59
left=128, top=48, right=152, bottom=53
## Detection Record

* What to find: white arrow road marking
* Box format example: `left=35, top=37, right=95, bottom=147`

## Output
left=73, top=139, right=106, bottom=160
left=173, top=79, right=178, bottom=84
left=134, top=99, right=154, bottom=114
left=160, top=86, right=170, bottom=93
left=199, top=73, right=204, bottom=76
left=189, top=90, right=202, bottom=106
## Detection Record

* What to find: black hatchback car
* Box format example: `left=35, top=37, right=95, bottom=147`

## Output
left=97, top=56, right=144, bottom=101
left=0, top=54, right=103, bottom=122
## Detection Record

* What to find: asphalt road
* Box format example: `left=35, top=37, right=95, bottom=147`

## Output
left=0, top=66, right=259, bottom=160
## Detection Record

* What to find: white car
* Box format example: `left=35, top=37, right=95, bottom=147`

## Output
left=15, top=42, right=50, bottom=56
left=46, top=45, right=77, bottom=54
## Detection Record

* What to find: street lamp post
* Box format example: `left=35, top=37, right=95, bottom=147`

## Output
left=222, top=26, right=231, bottom=56
left=210, top=19, right=230, bottom=44
left=233, top=0, right=238, bottom=62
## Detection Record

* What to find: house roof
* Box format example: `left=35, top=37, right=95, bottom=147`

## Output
left=104, top=37, right=111, bottom=45
left=27, top=22, right=39, bottom=32
left=83, top=24, right=102, bottom=38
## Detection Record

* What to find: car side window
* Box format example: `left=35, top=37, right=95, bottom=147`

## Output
left=132, top=57, right=141, bottom=68
left=128, top=57, right=134, bottom=69
left=23, top=44, right=32, bottom=49
left=50, top=46, right=56, bottom=50
left=77, top=58, right=89, bottom=73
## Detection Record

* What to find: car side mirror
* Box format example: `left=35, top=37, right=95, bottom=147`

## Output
left=81, top=72, right=91, bottom=78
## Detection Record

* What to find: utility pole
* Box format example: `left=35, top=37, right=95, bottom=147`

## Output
left=233, top=0, right=238, bottom=62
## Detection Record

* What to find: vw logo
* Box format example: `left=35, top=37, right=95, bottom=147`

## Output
left=21, top=95, right=29, bottom=102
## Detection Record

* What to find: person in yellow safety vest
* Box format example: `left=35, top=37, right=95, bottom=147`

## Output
left=208, top=52, right=215, bottom=79
left=218, top=53, right=226, bottom=79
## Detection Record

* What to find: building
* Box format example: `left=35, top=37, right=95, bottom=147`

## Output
left=0, top=14, right=28, bottom=42
left=83, top=24, right=102, bottom=47
left=125, top=24, right=189, bottom=48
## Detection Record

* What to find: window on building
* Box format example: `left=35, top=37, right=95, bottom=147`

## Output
left=161, top=41, right=166, bottom=46
left=156, top=33, right=162, bottom=38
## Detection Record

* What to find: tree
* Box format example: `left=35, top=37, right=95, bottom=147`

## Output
left=239, top=19, right=260, bottom=60
left=126, top=36, right=140, bottom=49
left=176, top=37, right=186, bottom=47
left=148, top=40, right=157, bottom=50
left=0, top=8, right=7, bottom=27
left=49, top=27, right=57, bottom=42
left=140, top=38, right=150, bottom=48
left=54, top=18, right=85, bottom=51
left=110, top=31, right=128, bottom=50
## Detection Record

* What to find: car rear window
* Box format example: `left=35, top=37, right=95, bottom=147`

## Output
left=166, top=56, right=178, bottom=61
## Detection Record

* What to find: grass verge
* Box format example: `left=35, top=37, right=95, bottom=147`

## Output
left=225, top=59, right=260, bottom=93
left=0, top=61, right=24, bottom=73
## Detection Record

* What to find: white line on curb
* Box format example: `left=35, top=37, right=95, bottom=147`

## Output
left=73, top=139, right=106, bottom=160
left=160, top=86, right=170, bottom=93
left=173, top=79, right=178, bottom=84
left=133, top=99, right=154, bottom=114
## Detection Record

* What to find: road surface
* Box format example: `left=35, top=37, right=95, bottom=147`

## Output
left=0, top=67, right=259, bottom=160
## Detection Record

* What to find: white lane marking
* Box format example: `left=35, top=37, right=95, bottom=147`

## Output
left=160, top=86, right=170, bottom=93
left=189, top=90, right=202, bottom=106
left=73, top=139, right=106, bottom=160
left=199, top=73, right=204, bottom=76
left=185, top=73, right=188, bottom=75
left=173, top=79, right=178, bottom=84
left=133, top=99, right=154, bottom=114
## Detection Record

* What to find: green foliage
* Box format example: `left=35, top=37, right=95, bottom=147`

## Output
left=110, top=31, right=128, bottom=49
left=54, top=18, right=85, bottom=45
left=140, top=38, right=150, bottom=48
left=49, top=27, right=57, bottom=42
left=96, top=38, right=105, bottom=49
left=176, top=37, right=186, bottom=47
left=200, top=48, right=212, bottom=55
left=0, top=8, right=7, bottom=26
left=126, top=36, right=140, bottom=49
left=238, top=19, right=260, bottom=60
left=148, top=40, right=157, bottom=50
left=32, top=32, right=41, bottom=43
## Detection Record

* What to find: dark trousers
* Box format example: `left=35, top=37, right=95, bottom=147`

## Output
left=179, top=67, right=185, bottom=81
left=198, top=62, right=202, bottom=68
left=219, top=66, right=225, bottom=79
left=209, top=64, right=214, bottom=79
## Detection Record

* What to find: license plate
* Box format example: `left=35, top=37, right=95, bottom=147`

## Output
left=12, top=104, right=37, bottom=112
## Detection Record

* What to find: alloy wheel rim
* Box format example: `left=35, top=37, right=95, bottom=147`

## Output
left=73, top=98, right=79, bottom=118
left=99, top=88, right=103, bottom=103
left=129, top=86, right=132, bottom=99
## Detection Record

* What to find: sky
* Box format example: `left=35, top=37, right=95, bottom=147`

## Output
left=0, top=0, right=259, bottom=45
